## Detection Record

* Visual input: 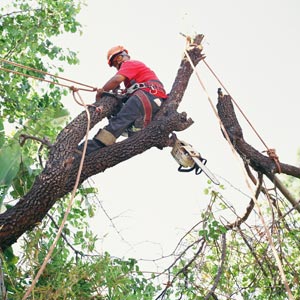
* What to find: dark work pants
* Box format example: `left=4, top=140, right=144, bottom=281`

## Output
left=104, top=90, right=162, bottom=138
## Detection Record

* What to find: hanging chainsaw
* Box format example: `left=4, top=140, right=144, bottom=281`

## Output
left=171, top=138, right=220, bottom=185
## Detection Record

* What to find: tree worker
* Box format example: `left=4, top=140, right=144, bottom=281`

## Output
left=80, top=45, right=168, bottom=154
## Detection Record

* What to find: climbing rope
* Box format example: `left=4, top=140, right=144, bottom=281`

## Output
left=0, top=57, right=103, bottom=111
left=0, top=57, right=97, bottom=92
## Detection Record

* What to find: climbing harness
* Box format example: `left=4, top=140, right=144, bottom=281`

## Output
left=102, top=83, right=164, bottom=132
left=102, top=89, right=153, bottom=129
left=126, top=80, right=166, bottom=98
left=126, top=82, right=146, bottom=94
left=171, top=138, right=220, bottom=185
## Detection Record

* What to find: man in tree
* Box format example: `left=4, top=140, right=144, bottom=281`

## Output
left=81, top=46, right=168, bottom=154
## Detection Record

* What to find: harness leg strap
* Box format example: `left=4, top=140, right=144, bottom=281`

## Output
left=135, top=90, right=152, bottom=127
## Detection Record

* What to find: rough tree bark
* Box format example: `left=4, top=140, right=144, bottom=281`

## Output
left=0, top=35, right=205, bottom=250
left=217, top=93, right=300, bottom=212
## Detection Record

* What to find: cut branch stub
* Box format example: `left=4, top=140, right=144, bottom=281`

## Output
left=217, top=93, right=300, bottom=213
left=156, top=34, right=205, bottom=119
left=217, top=93, right=300, bottom=178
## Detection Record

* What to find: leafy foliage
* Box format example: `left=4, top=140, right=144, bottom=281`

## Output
left=0, top=0, right=81, bottom=124
left=155, top=185, right=300, bottom=300
left=2, top=197, right=157, bottom=300
left=0, top=0, right=82, bottom=208
left=1, top=1, right=300, bottom=300
left=3, top=184, right=300, bottom=299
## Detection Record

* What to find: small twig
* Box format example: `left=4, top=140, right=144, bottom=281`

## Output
left=204, top=233, right=226, bottom=300
left=276, top=199, right=300, bottom=223
left=155, top=239, right=206, bottom=300
left=227, top=170, right=263, bottom=229
left=46, top=213, right=84, bottom=260
left=0, top=255, right=7, bottom=300
left=152, top=201, right=217, bottom=283
left=266, top=173, right=300, bottom=214
left=238, top=227, right=269, bottom=278
left=19, top=134, right=52, bottom=148
left=0, top=8, right=42, bottom=19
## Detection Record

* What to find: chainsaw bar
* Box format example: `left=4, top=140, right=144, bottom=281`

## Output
left=182, top=145, right=220, bottom=185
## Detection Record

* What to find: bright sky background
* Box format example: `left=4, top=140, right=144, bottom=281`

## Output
left=58, top=0, right=300, bottom=273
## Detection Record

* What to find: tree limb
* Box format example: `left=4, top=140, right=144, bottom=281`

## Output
left=217, top=93, right=300, bottom=213
left=0, top=35, right=205, bottom=250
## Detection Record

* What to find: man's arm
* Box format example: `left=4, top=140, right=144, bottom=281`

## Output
left=96, top=74, right=126, bottom=100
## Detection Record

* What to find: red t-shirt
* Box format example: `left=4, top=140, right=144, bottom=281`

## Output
left=117, top=60, right=160, bottom=88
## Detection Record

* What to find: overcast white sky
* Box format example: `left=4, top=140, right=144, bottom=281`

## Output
left=57, top=0, right=300, bottom=272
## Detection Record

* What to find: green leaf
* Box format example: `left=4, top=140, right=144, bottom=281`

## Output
left=0, top=118, right=4, bottom=147
left=0, top=143, right=21, bottom=207
left=0, top=141, right=21, bottom=196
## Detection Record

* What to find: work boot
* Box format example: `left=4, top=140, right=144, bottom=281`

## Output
left=94, top=129, right=116, bottom=146
left=76, top=129, right=115, bottom=157
left=77, top=138, right=106, bottom=155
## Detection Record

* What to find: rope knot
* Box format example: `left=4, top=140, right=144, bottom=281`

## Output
left=70, top=86, right=79, bottom=92
left=266, top=148, right=281, bottom=173
left=95, top=106, right=102, bottom=113
left=267, top=148, right=278, bottom=159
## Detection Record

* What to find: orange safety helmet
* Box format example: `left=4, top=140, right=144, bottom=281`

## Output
left=107, top=45, right=128, bottom=67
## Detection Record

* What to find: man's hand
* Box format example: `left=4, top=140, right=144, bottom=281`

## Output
left=96, top=74, right=126, bottom=101
left=96, top=88, right=104, bottom=101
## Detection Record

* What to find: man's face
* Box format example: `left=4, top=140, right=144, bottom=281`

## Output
left=111, top=55, right=122, bottom=70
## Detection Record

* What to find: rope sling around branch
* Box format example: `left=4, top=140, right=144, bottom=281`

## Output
left=183, top=41, right=294, bottom=300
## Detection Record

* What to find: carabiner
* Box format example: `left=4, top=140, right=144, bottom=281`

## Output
left=149, top=85, right=158, bottom=95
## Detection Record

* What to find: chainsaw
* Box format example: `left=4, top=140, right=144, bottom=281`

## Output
left=171, top=138, right=220, bottom=185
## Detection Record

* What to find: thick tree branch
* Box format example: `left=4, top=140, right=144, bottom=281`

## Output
left=217, top=93, right=300, bottom=213
left=0, top=35, right=205, bottom=250
left=156, top=34, right=205, bottom=118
